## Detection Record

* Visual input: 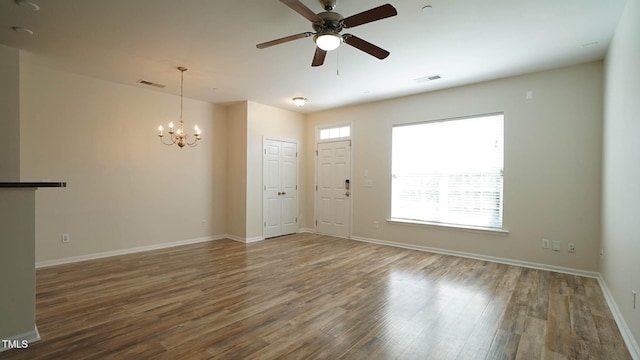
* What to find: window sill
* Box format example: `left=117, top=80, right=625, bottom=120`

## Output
left=387, top=218, right=509, bottom=235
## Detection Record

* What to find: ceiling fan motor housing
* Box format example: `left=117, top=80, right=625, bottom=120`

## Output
left=313, top=11, right=344, bottom=33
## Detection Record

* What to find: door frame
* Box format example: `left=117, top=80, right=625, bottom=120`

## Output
left=314, top=123, right=354, bottom=238
left=262, top=137, right=298, bottom=239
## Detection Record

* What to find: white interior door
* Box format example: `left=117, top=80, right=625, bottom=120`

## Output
left=263, top=139, right=298, bottom=238
left=280, top=142, right=298, bottom=235
left=316, top=140, right=351, bottom=238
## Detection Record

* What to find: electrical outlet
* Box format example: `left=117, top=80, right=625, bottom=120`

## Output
left=552, top=240, right=561, bottom=252
left=542, top=239, right=550, bottom=249
left=568, top=243, right=575, bottom=253
left=373, top=221, right=379, bottom=229
left=62, top=234, right=70, bottom=244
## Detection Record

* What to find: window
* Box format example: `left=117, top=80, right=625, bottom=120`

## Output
left=391, top=114, right=504, bottom=229
left=319, top=125, right=350, bottom=140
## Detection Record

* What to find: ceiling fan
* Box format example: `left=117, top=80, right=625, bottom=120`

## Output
left=257, top=0, right=398, bottom=67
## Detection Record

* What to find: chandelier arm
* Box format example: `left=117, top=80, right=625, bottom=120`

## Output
left=186, top=135, right=200, bottom=147
left=159, top=134, right=177, bottom=146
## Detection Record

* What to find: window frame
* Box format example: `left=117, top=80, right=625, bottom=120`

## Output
left=389, top=113, right=507, bottom=233
left=317, top=124, right=352, bottom=142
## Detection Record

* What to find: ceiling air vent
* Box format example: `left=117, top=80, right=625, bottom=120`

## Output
left=413, top=74, right=442, bottom=83
left=137, top=80, right=165, bottom=88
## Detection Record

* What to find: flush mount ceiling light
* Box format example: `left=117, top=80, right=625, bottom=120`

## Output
left=157, top=67, right=201, bottom=148
left=314, top=31, right=342, bottom=51
left=292, top=97, right=308, bottom=107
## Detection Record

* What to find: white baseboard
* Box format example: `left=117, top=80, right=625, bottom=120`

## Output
left=350, top=235, right=599, bottom=278
left=224, top=234, right=264, bottom=243
left=227, top=229, right=314, bottom=243
left=0, top=325, right=40, bottom=353
left=225, top=234, right=247, bottom=243
left=597, top=275, right=640, bottom=360
left=36, top=236, right=226, bottom=268
left=246, top=236, right=264, bottom=243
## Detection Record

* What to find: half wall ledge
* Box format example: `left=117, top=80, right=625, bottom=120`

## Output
left=0, top=182, right=66, bottom=188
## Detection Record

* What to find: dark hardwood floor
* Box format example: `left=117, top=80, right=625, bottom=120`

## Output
left=0, top=233, right=632, bottom=359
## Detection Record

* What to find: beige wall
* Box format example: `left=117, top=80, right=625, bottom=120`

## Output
left=306, top=62, right=603, bottom=272
left=20, top=63, right=228, bottom=262
left=602, top=0, right=640, bottom=349
left=15, top=54, right=610, bottom=272
left=246, top=101, right=306, bottom=239
left=226, top=102, right=248, bottom=239
left=0, top=189, right=35, bottom=340
left=0, top=44, right=20, bottom=181
left=17, top=63, right=307, bottom=257
left=222, top=100, right=307, bottom=241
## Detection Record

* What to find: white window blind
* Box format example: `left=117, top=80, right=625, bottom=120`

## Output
left=391, top=114, right=504, bottom=229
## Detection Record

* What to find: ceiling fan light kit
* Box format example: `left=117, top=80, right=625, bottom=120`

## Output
left=314, top=32, right=341, bottom=51
left=257, top=0, right=397, bottom=67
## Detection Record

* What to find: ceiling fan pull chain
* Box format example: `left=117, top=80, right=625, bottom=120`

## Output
left=336, top=46, right=340, bottom=76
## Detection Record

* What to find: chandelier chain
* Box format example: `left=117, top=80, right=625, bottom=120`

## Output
left=180, top=67, right=184, bottom=123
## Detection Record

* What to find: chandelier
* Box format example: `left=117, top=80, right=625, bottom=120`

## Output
left=158, top=67, right=201, bottom=148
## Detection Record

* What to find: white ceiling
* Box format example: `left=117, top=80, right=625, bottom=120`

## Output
left=0, top=0, right=627, bottom=113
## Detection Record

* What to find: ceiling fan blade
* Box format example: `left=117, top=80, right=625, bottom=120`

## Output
left=343, top=34, right=390, bottom=59
left=280, top=0, right=322, bottom=23
left=256, top=32, right=313, bottom=49
left=312, top=47, right=327, bottom=67
left=342, top=4, right=397, bottom=28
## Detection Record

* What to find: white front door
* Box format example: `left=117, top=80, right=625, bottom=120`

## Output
left=264, top=139, right=298, bottom=238
left=316, top=140, right=351, bottom=238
